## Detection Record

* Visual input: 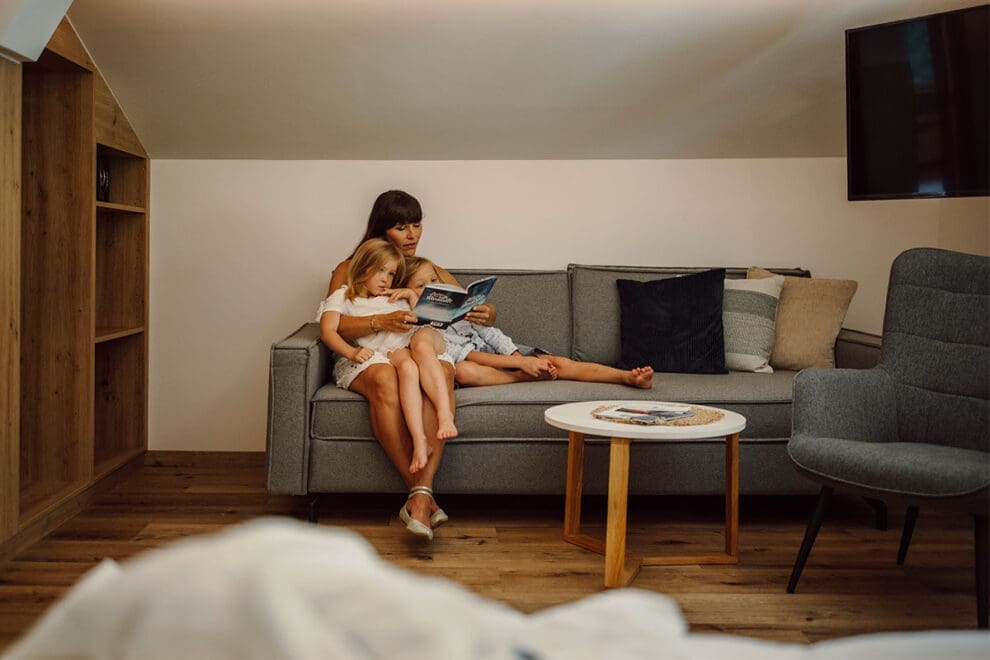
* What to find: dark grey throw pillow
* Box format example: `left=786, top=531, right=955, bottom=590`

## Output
left=616, top=269, right=727, bottom=374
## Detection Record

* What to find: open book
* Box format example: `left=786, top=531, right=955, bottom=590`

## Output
left=412, top=276, right=497, bottom=329
left=591, top=403, right=694, bottom=425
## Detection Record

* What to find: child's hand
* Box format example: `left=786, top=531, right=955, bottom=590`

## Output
left=385, top=288, right=420, bottom=306
left=519, top=356, right=557, bottom=379
left=351, top=347, right=374, bottom=363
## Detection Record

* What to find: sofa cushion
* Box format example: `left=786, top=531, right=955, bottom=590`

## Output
left=723, top=275, right=784, bottom=373
left=748, top=266, right=857, bottom=370
left=448, top=269, right=571, bottom=357
left=310, top=371, right=798, bottom=442
left=569, top=265, right=810, bottom=366
left=616, top=269, right=727, bottom=374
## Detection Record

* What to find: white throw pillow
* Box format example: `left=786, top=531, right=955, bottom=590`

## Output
left=722, top=275, right=784, bottom=373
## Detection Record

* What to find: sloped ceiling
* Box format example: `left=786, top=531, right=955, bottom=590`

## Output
left=67, top=0, right=985, bottom=160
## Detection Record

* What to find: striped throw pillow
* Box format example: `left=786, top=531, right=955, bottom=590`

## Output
left=723, top=275, right=784, bottom=373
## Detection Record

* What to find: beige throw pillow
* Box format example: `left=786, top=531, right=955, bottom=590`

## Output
left=747, top=267, right=857, bottom=370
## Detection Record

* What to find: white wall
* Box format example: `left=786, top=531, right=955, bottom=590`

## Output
left=150, top=158, right=988, bottom=451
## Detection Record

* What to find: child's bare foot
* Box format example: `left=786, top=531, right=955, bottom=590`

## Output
left=437, top=415, right=458, bottom=440
left=626, top=366, right=654, bottom=389
left=409, top=440, right=431, bottom=473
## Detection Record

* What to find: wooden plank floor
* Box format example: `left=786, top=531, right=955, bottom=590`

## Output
left=0, top=452, right=980, bottom=650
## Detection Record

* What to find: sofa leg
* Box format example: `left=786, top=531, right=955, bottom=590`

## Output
left=787, top=486, right=834, bottom=594
left=897, top=506, right=919, bottom=566
left=976, top=515, right=988, bottom=630
left=308, top=494, right=322, bottom=524
left=863, top=497, right=888, bottom=531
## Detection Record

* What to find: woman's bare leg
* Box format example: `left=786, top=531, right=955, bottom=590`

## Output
left=349, top=364, right=429, bottom=526
left=390, top=349, right=431, bottom=474
left=349, top=363, right=413, bottom=477
left=350, top=361, right=455, bottom=525
left=410, top=330, right=457, bottom=440
left=546, top=356, right=654, bottom=388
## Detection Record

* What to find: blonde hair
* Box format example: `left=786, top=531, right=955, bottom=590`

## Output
left=401, top=256, right=439, bottom=287
left=346, top=238, right=405, bottom=301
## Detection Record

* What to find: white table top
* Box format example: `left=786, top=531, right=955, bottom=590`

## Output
left=544, top=400, right=746, bottom=441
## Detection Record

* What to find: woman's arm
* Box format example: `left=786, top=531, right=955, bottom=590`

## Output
left=435, top=265, right=498, bottom=326
left=320, top=311, right=373, bottom=363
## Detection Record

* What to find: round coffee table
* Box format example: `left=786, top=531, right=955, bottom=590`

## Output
left=544, top=400, right=747, bottom=588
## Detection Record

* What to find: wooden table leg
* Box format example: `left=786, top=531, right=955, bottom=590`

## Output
left=563, top=431, right=585, bottom=538
left=605, top=437, right=636, bottom=588
left=725, top=432, right=740, bottom=558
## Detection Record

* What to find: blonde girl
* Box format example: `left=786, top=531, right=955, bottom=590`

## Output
left=319, top=239, right=457, bottom=477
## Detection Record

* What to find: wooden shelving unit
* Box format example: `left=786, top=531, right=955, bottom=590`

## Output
left=1, top=18, right=149, bottom=551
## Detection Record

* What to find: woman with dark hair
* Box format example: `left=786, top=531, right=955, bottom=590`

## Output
left=324, top=190, right=495, bottom=539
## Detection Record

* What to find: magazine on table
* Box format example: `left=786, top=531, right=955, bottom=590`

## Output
left=592, top=403, right=694, bottom=425
left=412, top=276, right=497, bottom=329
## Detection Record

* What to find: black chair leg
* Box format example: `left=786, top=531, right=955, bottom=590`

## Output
left=863, top=497, right=888, bottom=531
left=897, top=505, right=920, bottom=566
left=976, top=515, right=988, bottom=630
left=308, top=494, right=322, bottom=524
left=787, top=486, right=834, bottom=593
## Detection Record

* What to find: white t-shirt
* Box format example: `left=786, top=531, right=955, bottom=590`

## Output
left=318, top=285, right=413, bottom=354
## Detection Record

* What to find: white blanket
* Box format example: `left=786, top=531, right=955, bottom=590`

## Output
left=7, top=519, right=988, bottom=659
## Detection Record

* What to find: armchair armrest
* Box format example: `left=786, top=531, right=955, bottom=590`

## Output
left=266, top=323, right=331, bottom=495
left=791, top=367, right=897, bottom=443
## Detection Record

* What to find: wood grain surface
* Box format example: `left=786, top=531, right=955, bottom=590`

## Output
left=0, top=452, right=979, bottom=650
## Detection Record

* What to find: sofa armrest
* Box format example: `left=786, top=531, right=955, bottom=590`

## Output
left=266, top=323, right=331, bottom=495
left=835, top=328, right=881, bottom=369
left=791, top=367, right=897, bottom=443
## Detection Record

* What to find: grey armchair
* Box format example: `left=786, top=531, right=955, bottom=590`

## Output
left=785, top=247, right=990, bottom=628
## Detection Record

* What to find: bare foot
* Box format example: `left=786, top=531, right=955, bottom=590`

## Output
left=626, top=366, right=654, bottom=389
left=437, top=415, right=458, bottom=440
left=409, top=439, right=431, bottom=473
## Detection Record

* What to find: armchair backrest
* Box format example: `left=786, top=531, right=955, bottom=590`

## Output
left=880, top=248, right=989, bottom=451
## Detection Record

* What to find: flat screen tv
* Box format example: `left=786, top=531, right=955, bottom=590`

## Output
left=846, top=5, right=989, bottom=200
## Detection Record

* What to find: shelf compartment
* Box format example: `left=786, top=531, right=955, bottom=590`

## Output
left=94, top=334, right=146, bottom=470
left=96, top=200, right=144, bottom=214
left=19, top=52, right=95, bottom=519
left=95, top=326, right=145, bottom=344
left=95, top=209, right=146, bottom=333
left=96, top=143, right=147, bottom=208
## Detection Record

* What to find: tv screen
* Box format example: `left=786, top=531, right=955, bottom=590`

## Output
left=846, top=5, right=989, bottom=200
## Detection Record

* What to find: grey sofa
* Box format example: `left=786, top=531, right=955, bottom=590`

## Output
left=267, top=265, right=880, bottom=498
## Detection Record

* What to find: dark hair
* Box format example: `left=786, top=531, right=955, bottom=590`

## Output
left=350, top=190, right=422, bottom=256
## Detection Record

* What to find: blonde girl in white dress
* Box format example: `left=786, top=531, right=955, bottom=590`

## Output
left=319, top=239, right=457, bottom=475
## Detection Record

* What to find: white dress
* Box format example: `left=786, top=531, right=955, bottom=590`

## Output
left=318, top=286, right=453, bottom=390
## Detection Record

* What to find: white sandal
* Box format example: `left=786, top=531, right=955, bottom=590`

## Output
left=411, top=484, right=449, bottom=528
left=430, top=506, right=449, bottom=529
left=399, top=486, right=434, bottom=540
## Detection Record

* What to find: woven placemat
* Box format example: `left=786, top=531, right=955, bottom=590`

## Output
left=591, top=404, right=724, bottom=426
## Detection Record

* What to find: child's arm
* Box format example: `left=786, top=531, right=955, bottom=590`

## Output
left=464, top=351, right=554, bottom=378
left=385, top=287, right=420, bottom=307
left=320, top=310, right=374, bottom=363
